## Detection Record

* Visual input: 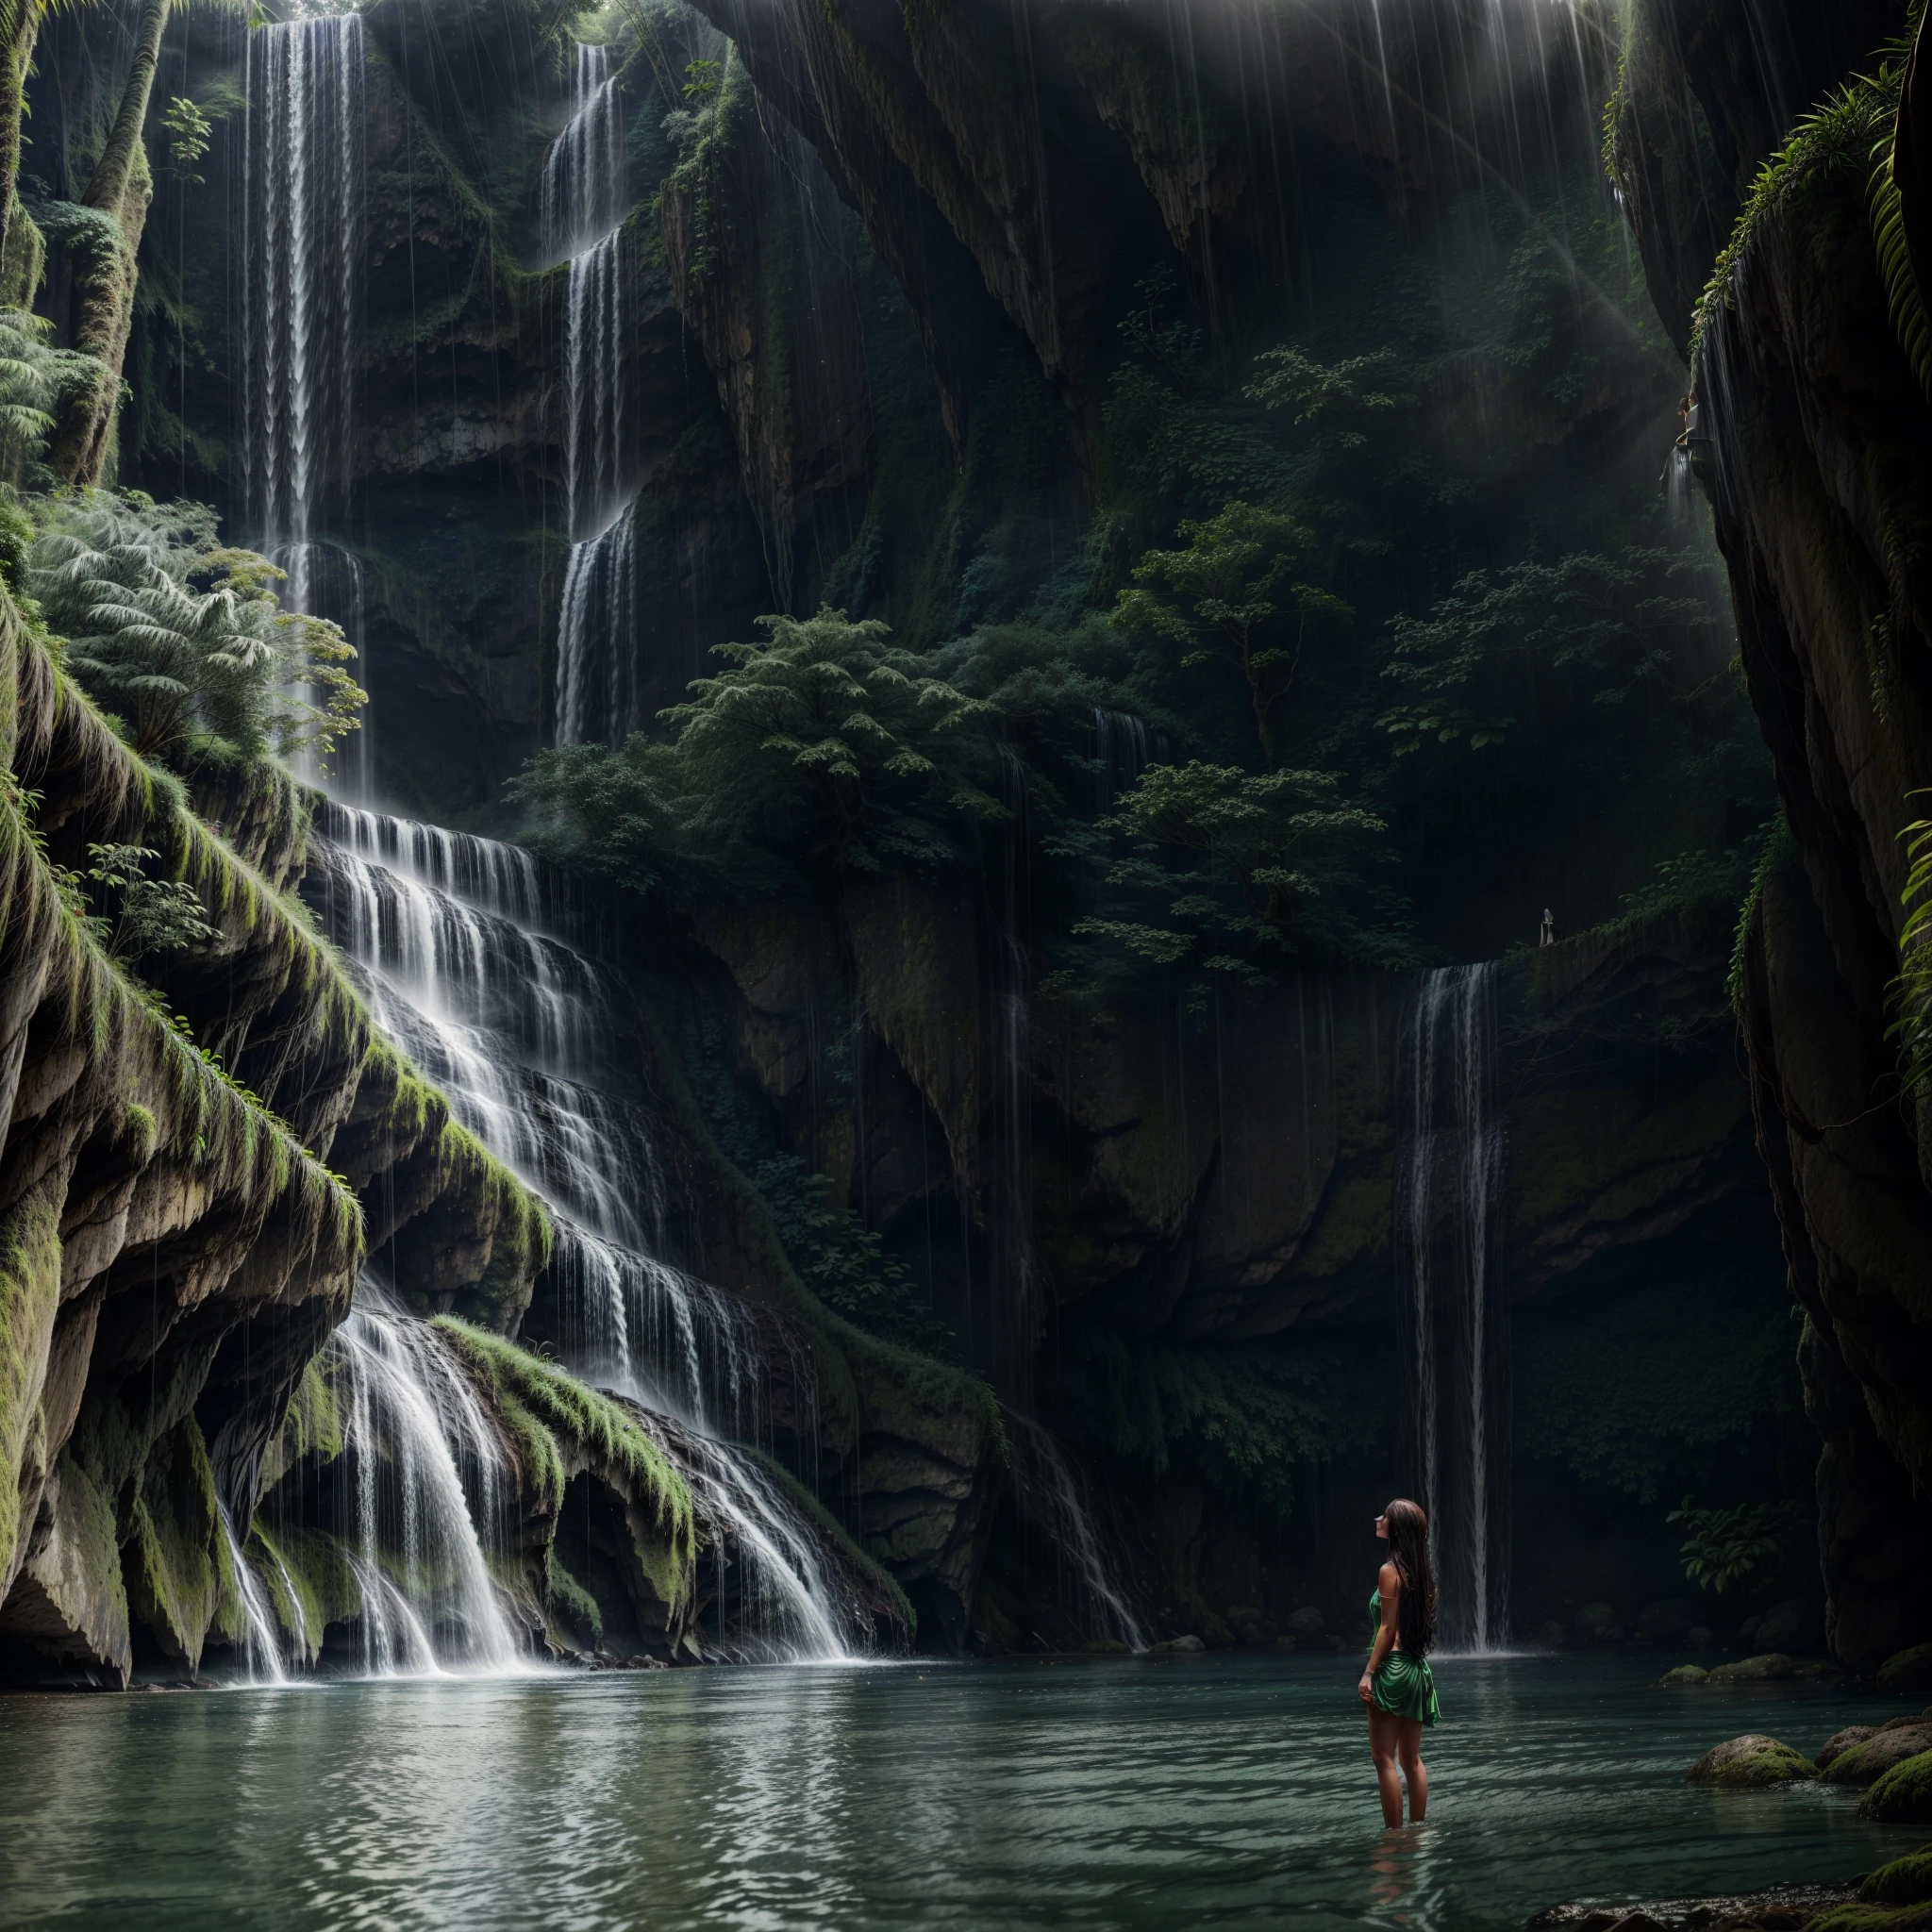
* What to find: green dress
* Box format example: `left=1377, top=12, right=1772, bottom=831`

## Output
left=1366, top=1590, right=1441, bottom=1725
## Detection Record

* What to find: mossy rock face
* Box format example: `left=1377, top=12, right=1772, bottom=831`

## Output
left=1827, top=1725, right=1932, bottom=1786
left=1808, top=1904, right=1932, bottom=1931
left=1658, top=1664, right=1709, bottom=1686
left=1864, top=1750, right=1932, bottom=1822
left=1686, top=1734, right=1819, bottom=1786
left=1819, top=1725, right=1879, bottom=1770
left=1882, top=1646, right=1932, bottom=1695
left=1863, top=1849, right=1932, bottom=1907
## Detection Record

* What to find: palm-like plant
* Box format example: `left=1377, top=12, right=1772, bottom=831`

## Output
left=29, top=492, right=365, bottom=763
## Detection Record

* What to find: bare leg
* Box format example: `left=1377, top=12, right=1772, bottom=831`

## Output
left=1398, top=1718, right=1427, bottom=1823
left=1367, top=1707, right=1405, bottom=1828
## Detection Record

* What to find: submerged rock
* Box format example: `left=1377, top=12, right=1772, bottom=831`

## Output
left=1685, top=1735, right=1818, bottom=1787
left=1526, top=1885, right=1856, bottom=1928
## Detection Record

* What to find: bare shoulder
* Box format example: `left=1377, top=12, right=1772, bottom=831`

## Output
left=1378, top=1560, right=1401, bottom=1594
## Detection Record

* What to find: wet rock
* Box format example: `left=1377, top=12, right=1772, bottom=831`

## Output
left=1526, top=1884, right=1856, bottom=1929
left=1707, top=1654, right=1795, bottom=1684
left=1575, top=1602, right=1623, bottom=1641
left=1882, top=1646, right=1932, bottom=1696
left=1686, top=1735, right=1818, bottom=1787
left=1688, top=1626, right=1713, bottom=1648
left=1816, top=1725, right=1877, bottom=1770
left=1535, top=1620, right=1569, bottom=1649
left=1638, top=1601, right=1694, bottom=1642
left=1863, top=1751, right=1932, bottom=1823
left=1754, top=1593, right=1826, bottom=1656
left=1823, top=1724, right=1932, bottom=1786
left=1158, top=1634, right=1206, bottom=1655
left=1284, top=1607, right=1326, bottom=1644
left=1657, top=1665, right=1708, bottom=1687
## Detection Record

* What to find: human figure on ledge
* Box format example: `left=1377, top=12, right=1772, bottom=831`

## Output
left=1540, top=907, right=1558, bottom=947
left=1357, top=1499, right=1441, bottom=1828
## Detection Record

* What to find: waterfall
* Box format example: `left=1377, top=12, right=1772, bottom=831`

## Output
left=1091, top=708, right=1152, bottom=808
left=546, top=45, right=640, bottom=744
left=242, top=14, right=363, bottom=552
left=330, top=1291, right=526, bottom=1677
left=308, top=803, right=869, bottom=1661
left=541, top=45, right=627, bottom=265
left=1397, top=963, right=1510, bottom=1655
left=555, top=509, right=638, bottom=747
left=1007, top=1415, right=1148, bottom=1652
left=217, top=1505, right=290, bottom=1686
left=241, top=15, right=368, bottom=781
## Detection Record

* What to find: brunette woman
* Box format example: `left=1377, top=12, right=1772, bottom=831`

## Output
left=1356, top=1498, right=1441, bottom=1828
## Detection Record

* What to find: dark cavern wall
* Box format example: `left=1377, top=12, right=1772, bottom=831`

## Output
left=4, top=0, right=1929, bottom=1685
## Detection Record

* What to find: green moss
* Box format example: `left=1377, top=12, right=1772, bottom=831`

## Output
left=1863, top=1850, right=1932, bottom=1907
left=741, top=1441, right=915, bottom=1639
left=1864, top=1749, right=1932, bottom=1822
left=1686, top=1733, right=1818, bottom=1786
left=0, top=1191, right=62, bottom=1574
left=125, top=1417, right=223, bottom=1670
left=544, top=1545, right=604, bottom=1644
left=434, top=1319, right=694, bottom=1560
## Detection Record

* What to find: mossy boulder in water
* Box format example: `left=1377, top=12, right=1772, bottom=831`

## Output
left=1818, top=1725, right=1879, bottom=1770
left=1657, top=1664, right=1708, bottom=1686
left=1707, top=1653, right=1795, bottom=1683
left=1686, top=1734, right=1819, bottom=1786
left=1881, top=1647, right=1932, bottom=1696
left=1825, top=1724, right=1932, bottom=1787
left=1863, top=1751, right=1932, bottom=1823
left=1861, top=1848, right=1932, bottom=1907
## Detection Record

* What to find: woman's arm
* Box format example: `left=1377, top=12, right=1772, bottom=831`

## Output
left=1357, top=1563, right=1401, bottom=1705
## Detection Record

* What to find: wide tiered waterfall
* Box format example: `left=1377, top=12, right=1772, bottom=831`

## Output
left=309, top=802, right=874, bottom=1663
left=547, top=44, right=641, bottom=745
left=241, top=12, right=371, bottom=794
left=1397, top=962, right=1510, bottom=1653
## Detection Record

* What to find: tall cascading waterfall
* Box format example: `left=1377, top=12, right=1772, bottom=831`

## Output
left=309, top=801, right=875, bottom=1661
left=546, top=45, right=641, bottom=746
left=240, top=14, right=370, bottom=795
left=1396, top=963, right=1510, bottom=1653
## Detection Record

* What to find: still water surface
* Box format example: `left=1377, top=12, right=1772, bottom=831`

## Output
left=0, top=1653, right=1914, bottom=1929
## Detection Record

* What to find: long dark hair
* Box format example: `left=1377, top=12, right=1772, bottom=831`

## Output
left=1384, top=1498, right=1438, bottom=1657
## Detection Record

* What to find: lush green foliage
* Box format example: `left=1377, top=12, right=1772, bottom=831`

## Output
left=26, top=491, right=364, bottom=764
left=1890, top=800, right=1932, bottom=1091
left=1514, top=1270, right=1804, bottom=1502
left=1063, top=1323, right=1385, bottom=1519
left=514, top=608, right=1005, bottom=884
left=1667, top=1493, right=1807, bottom=1596
left=73, top=841, right=219, bottom=959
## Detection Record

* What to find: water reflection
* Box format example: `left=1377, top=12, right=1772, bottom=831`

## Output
left=0, top=1655, right=1916, bottom=1930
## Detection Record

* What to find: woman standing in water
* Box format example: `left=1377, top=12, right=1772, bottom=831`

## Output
left=1357, top=1499, right=1441, bottom=1828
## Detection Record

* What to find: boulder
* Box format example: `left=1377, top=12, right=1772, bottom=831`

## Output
left=1860, top=1847, right=1932, bottom=1907
left=1687, top=1625, right=1714, bottom=1648
left=1881, top=1646, right=1932, bottom=1696
left=1284, top=1606, right=1326, bottom=1644
left=1575, top=1602, right=1623, bottom=1641
left=1755, top=1593, right=1827, bottom=1656
left=1686, top=1735, right=1819, bottom=1787
left=1828, top=1726, right=1932, bottom=1786
left=1534, top=1619, right=1569, bottom=1649
left=1161, top=1634, right=1207, bottom=1655
left=1707, top=1653, right=1796, bottom=1683
left=1862, top=1750, right=1932, bottom=1823
left=1227, top=1605, right=1274, bottom=1646
left=1637, top=1600, right=1694, bottom=1642
left=1817, top=1725, right=1878, bottom=1770
left=1658, top=1665, right=1709, bottom=1687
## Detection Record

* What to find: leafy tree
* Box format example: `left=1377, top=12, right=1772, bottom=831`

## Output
left=1377, top=548, right=1725, bottom=755
left=29, top=491, right=365, bottom=765
left=1243, top=345, right=1410, bottom=442
left=518, top=608, right=1007, bottom=882
left=1112, top=502, right=1350, bottom=767
left=1069, top=759, right=1409, bottom=994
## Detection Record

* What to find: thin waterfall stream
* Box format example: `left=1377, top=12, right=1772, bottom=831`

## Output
left=1397, top=962, right=1510, bottom=1655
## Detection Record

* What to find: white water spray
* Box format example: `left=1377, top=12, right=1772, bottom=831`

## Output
left=1008, top=1415, right=1148, bottom=1652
